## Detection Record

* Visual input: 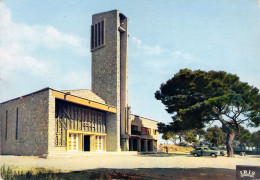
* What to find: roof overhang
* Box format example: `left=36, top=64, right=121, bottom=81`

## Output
left=51, top=89, right=116, bottom=113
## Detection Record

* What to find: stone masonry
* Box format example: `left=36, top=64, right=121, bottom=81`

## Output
left=0, top=10, right=158, bottom=156
left=91, top=10, right=129, bottom=151
left=0, top=89, right=49, bottom=156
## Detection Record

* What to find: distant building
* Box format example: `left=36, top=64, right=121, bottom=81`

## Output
left=0, top=10, right=158, bottom=157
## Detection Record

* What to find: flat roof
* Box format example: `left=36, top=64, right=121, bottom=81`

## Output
left=130, top=114, right=158, bottom=123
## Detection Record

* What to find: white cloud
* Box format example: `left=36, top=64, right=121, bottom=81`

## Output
left=143, top=49, right=198, bottom=70
left=171, top=51, right=197, bottom=62
left=0, top=48, right=47, bottom=82
left=131, top=37, right=198, bottom=63
left=63, top=71, right=91, bottom=89
left=43, top=26, right=84, bottom=49
left=0, top=3, right=88, bottom=84
left=130, top=37, right=201, bottom=76
left=132, top=37, right=165, bottom=55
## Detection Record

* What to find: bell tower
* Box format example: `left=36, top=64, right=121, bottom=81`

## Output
left=91, top=10, right=129, bottom=151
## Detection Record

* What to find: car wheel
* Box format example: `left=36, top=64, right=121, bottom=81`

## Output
left=211, top=153, right=217, bottom=157
left=194, top=153, right=198, bottom=157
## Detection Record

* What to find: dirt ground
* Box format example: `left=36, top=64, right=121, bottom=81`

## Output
left=158, top=144, right=195, bottom=153
left=0, top=154, right=259, bottom=179
left=0, top=154, right=259, bottom=171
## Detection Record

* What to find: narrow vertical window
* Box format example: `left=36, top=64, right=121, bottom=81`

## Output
left=91, top=25, right=94, bottom=49
left=5, top=110, right=8, bottom=140
left=16, top=108, right=18, bottom=140
left=98, top=22, right=101, bottom=46
left=94, top=24, right=98, bottom=48
left=101, top=20, right=104, bottom=45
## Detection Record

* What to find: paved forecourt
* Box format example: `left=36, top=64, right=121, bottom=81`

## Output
left=0, top=154, right=259, bottom=172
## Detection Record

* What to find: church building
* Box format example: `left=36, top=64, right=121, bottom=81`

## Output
left=0, top=10, right=158, bottom=157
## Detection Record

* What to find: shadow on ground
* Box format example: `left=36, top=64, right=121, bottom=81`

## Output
left=140, top=153, right=189, bottom=157
left=247, top=155, right=260, bottom=158
left=8, top=168, right=235, bottom=180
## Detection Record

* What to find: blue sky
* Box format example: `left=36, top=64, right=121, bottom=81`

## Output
left=1, top=0, right=260, bottom=139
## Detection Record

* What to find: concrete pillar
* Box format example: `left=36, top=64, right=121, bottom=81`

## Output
left=154, top=140, right=158, bottom=153
left=144, top=139, right=148, bottom=152
left=138, top=138, right=141, bottom=152
left=119, top=15, right=129, bottom=152
left=90, top=135, right=96, bottom=152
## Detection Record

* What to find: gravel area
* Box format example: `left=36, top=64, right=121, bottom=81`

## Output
left=0, top=154, right=259, bottom=172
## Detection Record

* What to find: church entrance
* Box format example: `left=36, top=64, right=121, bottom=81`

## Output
left=83, top=135, right=90, bottom=151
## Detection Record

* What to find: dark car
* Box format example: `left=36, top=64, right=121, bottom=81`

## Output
left=190, top=147, right=219, bottom=157
left=210, top=147, right=226, bottom=156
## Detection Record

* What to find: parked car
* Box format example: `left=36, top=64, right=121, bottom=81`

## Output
left=210, top=147, right=226, bottom=156
left=190, top=147, right=219, bottom=157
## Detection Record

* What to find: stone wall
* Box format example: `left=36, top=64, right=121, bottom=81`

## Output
left=47, top=90, right=68, bottom=155
left=106, top=112, right=120, bottom=151
left=0, top=89, right=49, bottom=156
left=0, top=104, right=1, bottom=154
left=91, top=10, right=120, bottom=108
left=91, top=10, right=122, bottom=151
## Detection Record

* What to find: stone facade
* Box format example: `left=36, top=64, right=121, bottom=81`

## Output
left=106, top=113, right=120, bottom=151
left=0, top=10, right=158, bottom=156
left=47, top=90, right=66, bottom=155
left=91, top=10, right=130, bottom=151
left=0, top=88, right=49, bottom=156
left=91, top=10, right=122, bottom=151
left=0, top=88, right=118, bottom=156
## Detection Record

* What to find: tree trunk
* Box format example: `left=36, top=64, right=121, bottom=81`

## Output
left=226, top=131, right=235, bottom=157
left=179, top=135, right=182, bottom=144
left=217, top=114, right=236, bottom=157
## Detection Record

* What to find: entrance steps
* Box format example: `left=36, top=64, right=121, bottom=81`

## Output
left=42, top=151, right=139, bottom=159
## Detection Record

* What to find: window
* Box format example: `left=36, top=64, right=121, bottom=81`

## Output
left=95, top=136, right=103, bottom=151
left=154, top=129, right=158, bottom=135
left=131, top=125, right=138, bottom=131
left=16, top=108, right=18, bottom=140
left=91, top=20, right=105, bottom=51
left=5, top=110, right=8, bottom=140
left=141, top=127, right=151, bottom=135
left=131, top=125, right=140, bottom=135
